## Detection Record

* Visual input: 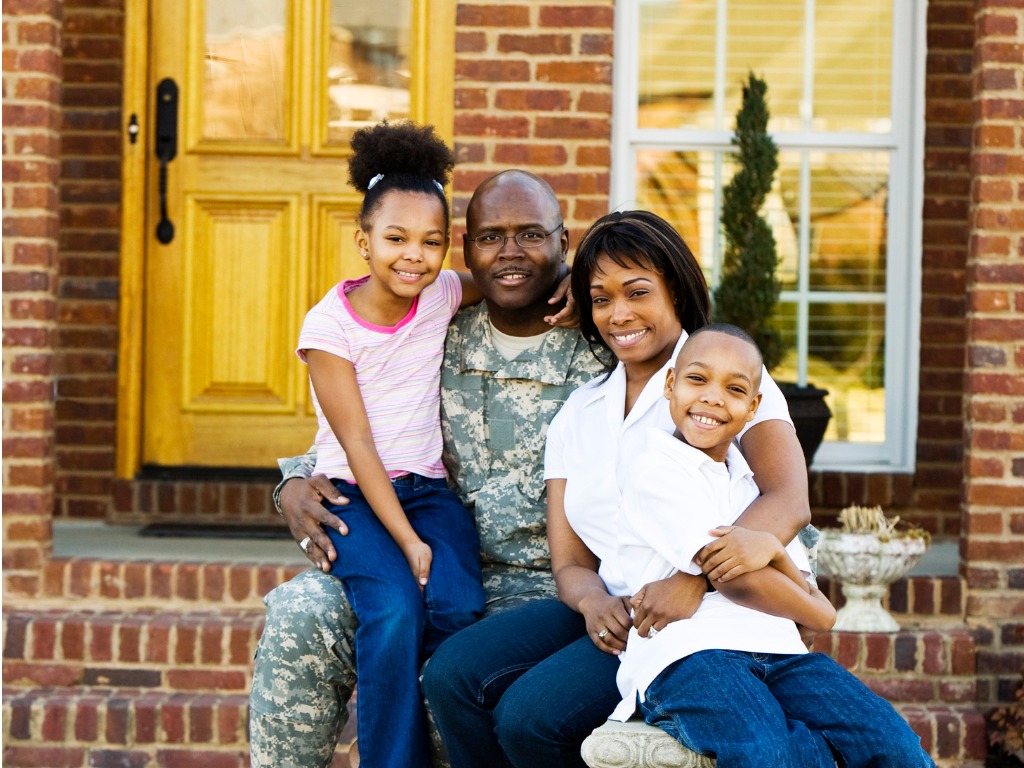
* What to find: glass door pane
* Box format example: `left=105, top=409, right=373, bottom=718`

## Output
left=203, top=0, right=289, bottom=142
left=324, top=0, right=412, bottom=146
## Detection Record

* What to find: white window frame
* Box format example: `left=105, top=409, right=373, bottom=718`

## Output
left=610, top=0, right=927, bottom=471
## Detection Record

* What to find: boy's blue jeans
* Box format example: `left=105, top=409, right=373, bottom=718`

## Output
left=323, top=474, right=485, bottom=768
left=641, top=650, right=936, bottom=768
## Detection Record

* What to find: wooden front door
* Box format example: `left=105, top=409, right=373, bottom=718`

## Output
left=122, top=0, right=454, bottom=471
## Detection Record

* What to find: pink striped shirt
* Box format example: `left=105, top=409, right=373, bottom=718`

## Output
left=297, top=271, right=462, bottom=481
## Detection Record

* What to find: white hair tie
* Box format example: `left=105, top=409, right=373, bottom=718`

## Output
left=367, top=173, right=444, bottom=195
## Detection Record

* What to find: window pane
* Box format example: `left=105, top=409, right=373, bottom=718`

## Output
left=776, top=301, right=886, bottom=443
left=325, top=0, right=411, bottom=146
left=204, top=0, right=288, bottom=142
left=777, top=151, right=890, bottom=293
left=634, top=148, right=710, bottom=269
left=723, top=1, right=806, bottom=130
left=813, top=0, right=892, bottom=133
left=637, top=0, right=892, bottom=134
left=637, top=0, right=717, bottom=130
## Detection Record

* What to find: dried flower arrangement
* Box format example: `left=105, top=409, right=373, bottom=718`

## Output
left=834, top=504, right=931, bottom=544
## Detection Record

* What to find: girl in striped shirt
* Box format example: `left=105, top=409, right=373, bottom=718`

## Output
left=297, top=121, right=485, bottom=768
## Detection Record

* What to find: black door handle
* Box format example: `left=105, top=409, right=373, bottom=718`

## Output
left=155, top=78, right=178, bottom=245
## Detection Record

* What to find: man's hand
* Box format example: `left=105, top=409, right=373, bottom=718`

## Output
left=697, top=526, right=782, bottom=583
left=280, top=475, right=349, bottom=572
left=630, top=572, right=706, bottom=637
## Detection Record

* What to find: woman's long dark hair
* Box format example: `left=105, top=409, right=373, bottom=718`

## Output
left=570, top=210, right=710, bottom=365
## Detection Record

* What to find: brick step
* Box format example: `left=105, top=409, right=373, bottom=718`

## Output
left=812, top=626, right=977, bottom=704
left=2, top=686, right=357, bottom=768
left=3, top=609, right=266, bottom=694
left=817, top=574, right=965, bottom=623
left=900, top=703, right=989, bottom=766
left=37, top=557, right=305, bottom=610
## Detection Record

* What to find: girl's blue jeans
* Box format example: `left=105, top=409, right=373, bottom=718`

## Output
left=421, top=598, right=622, bottom=768
left=323, top=474, right=485, bottom=768
left=641, top=649, right=936, bottom=768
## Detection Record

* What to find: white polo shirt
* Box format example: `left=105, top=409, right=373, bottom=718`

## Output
left=543, top=330, right=793, bottom=598
left=609, top=430, right=810, bottom=721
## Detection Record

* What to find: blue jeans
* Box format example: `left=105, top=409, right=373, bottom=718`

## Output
left=324, top=474, right=485, bottom=768
left=641, top=650, right=936, bottom=768
left=421, top=598, right=621, bottom=768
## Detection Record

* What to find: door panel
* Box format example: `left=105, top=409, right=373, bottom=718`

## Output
left=140, top=0, right=444, bottom=468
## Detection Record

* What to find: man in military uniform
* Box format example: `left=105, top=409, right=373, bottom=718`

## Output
left=249, top=170, right=607, bottom=767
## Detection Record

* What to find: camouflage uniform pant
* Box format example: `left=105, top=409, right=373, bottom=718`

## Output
left=249, top=567, right=556, bottom=767
left=249, top=569, right=358, bottom=768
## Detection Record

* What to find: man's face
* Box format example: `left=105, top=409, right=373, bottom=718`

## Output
left=464, top=178, right=567, bottom=311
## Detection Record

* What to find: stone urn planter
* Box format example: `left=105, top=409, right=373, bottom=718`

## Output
left=817, top=505, right=930, bottom=633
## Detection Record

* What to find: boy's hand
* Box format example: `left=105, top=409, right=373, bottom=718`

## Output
left=401, top=539, right=433, bottom=589
left=630, top=572, right=706, bottom=636
left=697, top=526, right=782, bottom=583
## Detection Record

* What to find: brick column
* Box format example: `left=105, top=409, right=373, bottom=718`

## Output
left=450, top=1, right=614, bottom=262
left=2, top=0, right=63, bottom=597
left=962, top=0, right=1024, bottom=706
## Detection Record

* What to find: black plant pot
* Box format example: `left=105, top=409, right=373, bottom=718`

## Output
left=779, top=382, right=832, bottom=468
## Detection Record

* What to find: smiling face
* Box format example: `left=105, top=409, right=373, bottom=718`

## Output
left=463, top=173, right=567, bottom=333
left=355, top=190, right=449, bottom=304
left=664, top=330, right=763, bottom=462
left=589, top=254, right=683, bottom=383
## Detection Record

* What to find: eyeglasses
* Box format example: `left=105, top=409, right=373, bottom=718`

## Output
left=469, top=224, right=564, bottom=251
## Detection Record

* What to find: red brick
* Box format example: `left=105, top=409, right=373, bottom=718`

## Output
left=457, top=4, right=530, bottom=27
left=75, top=696, right=100, bottom=741
left=536, top=61, right=611, bottom=85
left=3, top=660, right=82, bottom=686
left=165, top=669, right=247, bottom=691
left=161, top=699, right=186, bottom=743
left=498, top=33, right=571, bottom=55
left=454, top=113, right=530, bottom=138
left=2, top=747, right=86, bottom=767
left=535, top=116, right=609, bottom=140
left=156, top=750, right=243, bottom=768
left=539, top=5, right=614, bottom=28
left=455, top=59, right=530, bottom=83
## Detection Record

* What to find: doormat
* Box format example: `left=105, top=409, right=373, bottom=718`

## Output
left=139, top=523, right=291, bottom=540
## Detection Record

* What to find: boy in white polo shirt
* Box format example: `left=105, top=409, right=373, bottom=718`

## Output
left=610, top=323, right=934, bottom=768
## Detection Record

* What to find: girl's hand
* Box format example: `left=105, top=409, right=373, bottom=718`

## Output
left=630, top=572, right=706, bottom=637
left=401, top=539, right=433, bottom=589
left=697, top=526, right=783, bottom=583
left=578, top=590, right=632, bottom=655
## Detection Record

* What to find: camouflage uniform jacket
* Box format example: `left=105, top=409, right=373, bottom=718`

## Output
left=277, top=302, right=606, bottom=608
left=439, top=303, right=606, bottom=606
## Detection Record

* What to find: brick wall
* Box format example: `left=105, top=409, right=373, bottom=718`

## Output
left=2, top=0, right=63, bottom=596
left=449, top=1, right=615, bottom=264
left=54, top=1, right=124, bottom=520
left=962, top=0, right=1024, bottom=707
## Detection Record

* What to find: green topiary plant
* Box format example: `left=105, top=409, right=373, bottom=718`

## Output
left=713, top=72, right=785, bottom=372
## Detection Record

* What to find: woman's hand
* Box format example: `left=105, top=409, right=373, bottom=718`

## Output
left=400, top=539, right=433, bottom=589
left=544, top=271, right=578, bottom=327
left=697, top=526, right=782, bottom=583
left=630, top=572, right=706, bottom=637
left=280, top=475, right=349, bottom=572
left=579, top=590, right=632, bottom=655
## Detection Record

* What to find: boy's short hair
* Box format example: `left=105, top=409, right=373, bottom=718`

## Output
left=683, top=323, right=764, bottom=370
